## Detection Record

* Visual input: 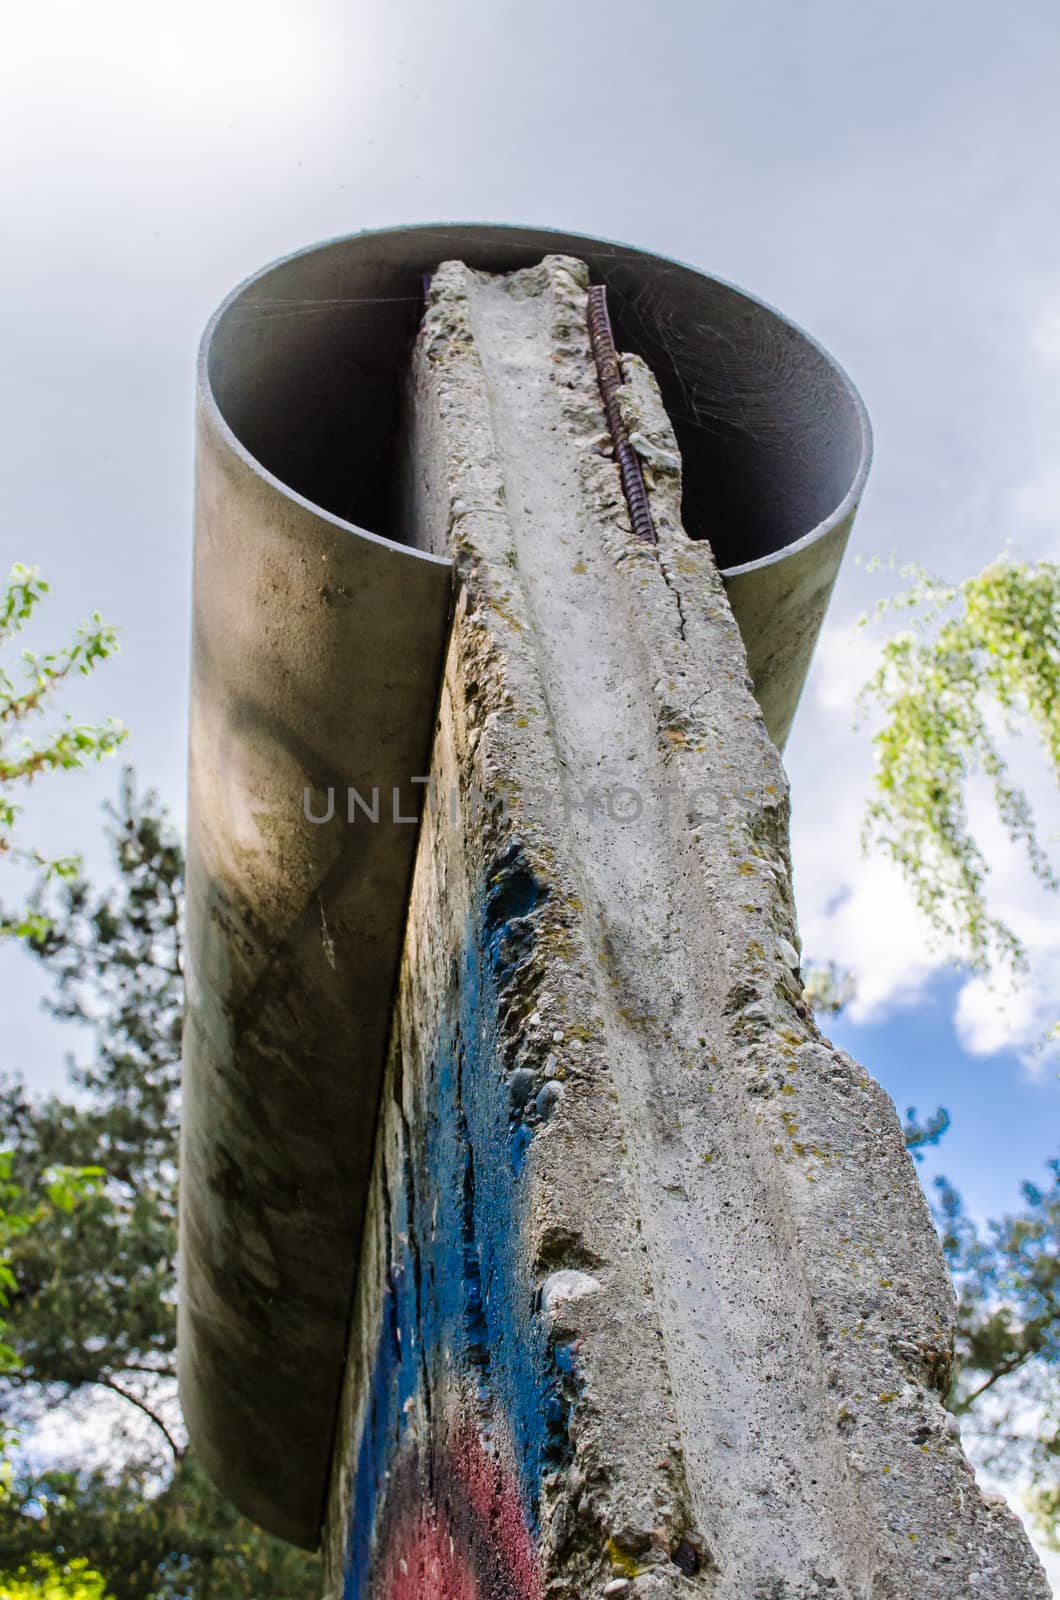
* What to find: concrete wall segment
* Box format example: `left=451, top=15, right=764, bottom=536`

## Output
left=319, top=258, right=1047, bottom=1597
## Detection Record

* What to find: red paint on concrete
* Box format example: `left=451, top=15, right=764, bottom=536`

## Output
left=378, top=1508, right=480, bottom=1600
left=374, top=1424, right=543, bottom=1600
left=451, top=1424, right=544, bottom=1600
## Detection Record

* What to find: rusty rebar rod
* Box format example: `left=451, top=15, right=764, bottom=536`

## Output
left=586, top=283, right=657, bottom=544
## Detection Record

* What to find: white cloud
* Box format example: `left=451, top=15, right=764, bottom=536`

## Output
left=797, top=851, right=942, bottom=1023
left=808, top=617, right=886, bottom=716
left=955, top=969, right=1039, bottom=1058
left=1006, top=292, right=1060, bottom=558
left=945, top=743, right=1060, bottom=1063
left=1032, top=295, right=1060, bottom=366
left=951, top=936, right=1060, bottom=1071
left=1013, top=468, right=1060, bottom=546
left=0, top=1, right=333, bottom=124
left=791, top=618, right=943, bottom=1021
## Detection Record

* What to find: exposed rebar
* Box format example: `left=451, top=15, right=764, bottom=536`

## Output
left=586, top=283, right=657, bottom=544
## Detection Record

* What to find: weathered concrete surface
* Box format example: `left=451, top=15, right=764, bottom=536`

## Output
left=322, top=257, right=1049, bottom=1598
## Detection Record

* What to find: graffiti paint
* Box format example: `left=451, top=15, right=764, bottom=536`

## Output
left=342, top=853, right=573, bottom=1600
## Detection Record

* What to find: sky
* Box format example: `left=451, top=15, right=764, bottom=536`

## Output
left=1, top=0, right=1059, bottom=1581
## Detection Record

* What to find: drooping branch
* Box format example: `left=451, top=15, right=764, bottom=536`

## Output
left=93, top=1374, right=182, bottom=1464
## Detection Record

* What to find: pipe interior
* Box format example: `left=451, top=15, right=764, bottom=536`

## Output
left=204, top=227, right=867, bottom=573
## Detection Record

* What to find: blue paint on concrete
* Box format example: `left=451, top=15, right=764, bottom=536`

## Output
left=343, top=855, right=577, bottom=1600
left=509, top=1120, right=534, bottom=1175
left=483, top=846, right=543, bottom=982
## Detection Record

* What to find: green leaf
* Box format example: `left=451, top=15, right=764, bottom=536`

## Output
left=860, top=557, right=1059, bottom=1037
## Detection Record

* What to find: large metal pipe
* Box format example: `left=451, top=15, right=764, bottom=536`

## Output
left=180, top=224, right=872, bottom=1549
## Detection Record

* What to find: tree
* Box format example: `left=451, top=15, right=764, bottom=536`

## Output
left=0, top=776, right=320, bottom=1599
left=0, top=1458, right=320, bottom=1600
left=846, top=554, right=1060, bottom=1544
left=1, top=560, right=124, bottom=1599
left=1, top=1151, right=32, bottom=1460
left=2, top=1131, right=107, bottom=1595
left=0, top=1555, right=112, bottom=1600
left=1, top=1157, right=103, bottom=1419
left=859, top=556, right=1059, bottom=986
left=1, top=563, right=125, bottom=942
left=800, top=959, right=855, bottom=1017
left=935, top=1163, right=1060, bottom=1549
